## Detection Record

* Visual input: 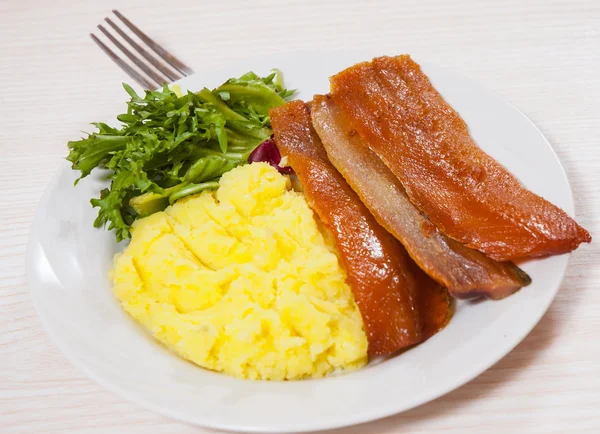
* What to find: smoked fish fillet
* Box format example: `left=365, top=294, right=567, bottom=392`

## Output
left=330, top=55, right=591, bottom=261
left=415, top=267, right=451, bottom=339
left=270, top=100, right=448, bottom=355
left=311, top=95, right=531, bottom=299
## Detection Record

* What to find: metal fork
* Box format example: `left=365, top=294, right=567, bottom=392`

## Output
left=90, top=10, right=194, bottom=89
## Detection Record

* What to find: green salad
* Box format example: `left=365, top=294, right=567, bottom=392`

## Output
left=67, top=70, right=294, bottom=241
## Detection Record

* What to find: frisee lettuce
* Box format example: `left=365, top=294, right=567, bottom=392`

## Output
left=67, top=70, right=294, bottom=242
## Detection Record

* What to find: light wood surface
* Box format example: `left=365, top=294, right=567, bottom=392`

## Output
left=1, top=0, right=599, bottom=433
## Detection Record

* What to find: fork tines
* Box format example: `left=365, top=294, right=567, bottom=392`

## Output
left=91, top=10, right=193, bottom=89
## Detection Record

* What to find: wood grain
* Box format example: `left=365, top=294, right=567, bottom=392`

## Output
left=1, top=0, right=598, bottom=432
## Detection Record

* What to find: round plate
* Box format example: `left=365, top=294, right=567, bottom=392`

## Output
left=27, top=51, right=574, bottom=433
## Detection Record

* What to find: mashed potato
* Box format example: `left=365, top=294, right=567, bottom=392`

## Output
left=111, top=162, right=368, bottom=380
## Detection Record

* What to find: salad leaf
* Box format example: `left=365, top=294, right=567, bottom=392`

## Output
left=248, top=137, right=293, bottom=175
left=212, top=69, right=296, bottom=126
left=67, top=71, right=294, bottom=241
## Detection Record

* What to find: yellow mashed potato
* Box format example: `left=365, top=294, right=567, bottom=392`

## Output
left=111, top=162, right=368, bottom=380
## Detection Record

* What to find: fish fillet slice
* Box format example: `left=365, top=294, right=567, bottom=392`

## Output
left=270, top=100, right=448, bottom=355
left=311, top=95, right=530, bottom=299
left=330, top=55, right=591, bottom=261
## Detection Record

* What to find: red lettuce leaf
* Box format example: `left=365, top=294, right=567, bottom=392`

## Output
left=249, top=137, right=294, bottom=174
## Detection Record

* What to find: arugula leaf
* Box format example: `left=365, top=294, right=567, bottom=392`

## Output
left=67, top=71, right=294, bottom=242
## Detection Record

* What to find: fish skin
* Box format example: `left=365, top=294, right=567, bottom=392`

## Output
left=330, top=55, right=591, bottom=261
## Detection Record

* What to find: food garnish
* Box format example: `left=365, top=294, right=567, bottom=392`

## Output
left=67, top=71, right=294, bottom=241
left=330, top=55, right=591, bottom=261
left=248, top=137, right=293, bottom=174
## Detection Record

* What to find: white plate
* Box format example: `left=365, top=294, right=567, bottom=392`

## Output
left=27, top=51, right=575, bottom=433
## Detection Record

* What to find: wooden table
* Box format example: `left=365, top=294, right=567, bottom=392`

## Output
left=1, top=0, right=599, bottom=432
